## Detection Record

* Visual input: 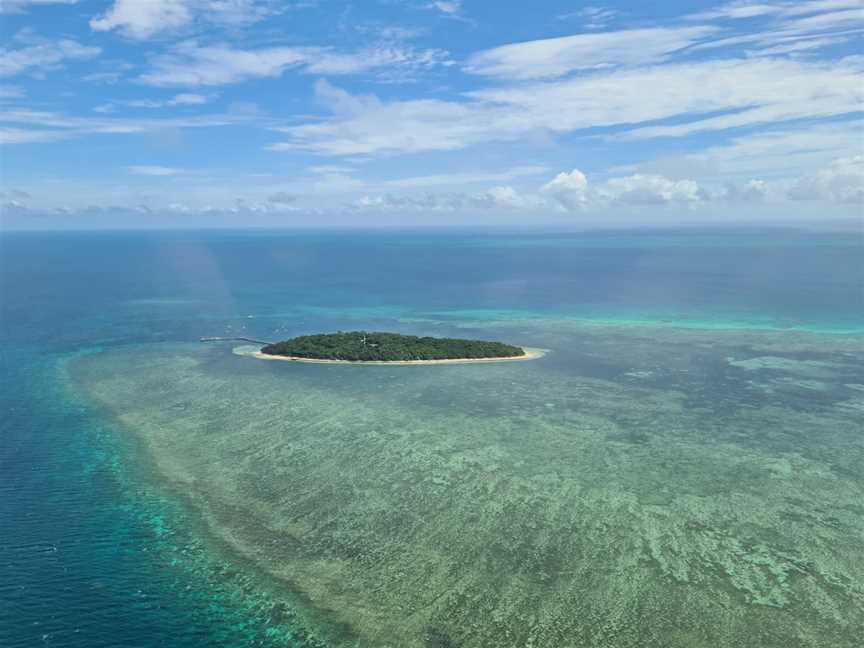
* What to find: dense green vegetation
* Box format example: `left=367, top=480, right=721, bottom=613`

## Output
left=260, top=331, right=525, bottom=361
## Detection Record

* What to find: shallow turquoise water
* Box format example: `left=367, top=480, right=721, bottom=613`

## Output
left=1, top=228, right=862, bottom=647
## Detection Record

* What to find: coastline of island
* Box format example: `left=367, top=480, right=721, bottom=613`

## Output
left=233, top=345, right=548, bottom=365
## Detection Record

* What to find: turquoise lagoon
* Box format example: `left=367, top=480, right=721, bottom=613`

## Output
left=1, top=229, right=863, bottom=647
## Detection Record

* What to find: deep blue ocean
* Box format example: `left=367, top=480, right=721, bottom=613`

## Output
left=1, top=228, right=863, bottom=647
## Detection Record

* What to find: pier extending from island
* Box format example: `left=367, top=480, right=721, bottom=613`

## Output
left=200, top=336, right=274, bottom=345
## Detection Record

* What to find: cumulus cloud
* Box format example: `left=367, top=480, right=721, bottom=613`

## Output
left=542, top=169, right=589, bottom=209
left=543, top=168, right=708, bottom=210
left=599, top=174, right=707, bottom=205
left=1, top=200, right=309, bottom=223
left=354, top=168, right=715, bottom=215
left=723, top=179, right=769, bottom=202
left=352, top=185, right=542, bottom=213
left=788, top=156, right=864, bottom=203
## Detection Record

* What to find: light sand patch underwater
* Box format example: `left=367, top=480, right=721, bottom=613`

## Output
left=70, top=326, right=864, bottom=648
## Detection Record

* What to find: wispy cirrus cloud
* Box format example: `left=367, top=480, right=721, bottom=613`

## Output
left=0, top=86, right=26, bottom=99
left=0, top=0, right=78, bottom=15
left=465, top=26, right=717, bottom=80
left=556, top=6, right=622, bottom=30
left=127, top=93, right=214, bottom=108
left=424, top=1, right=463, bottom=17
left=139, top=42, right=450, bottom=86
left=127, top=165, right=190, bottom=176
left=90, top=0, right=281, bottom=40
left=0, top=108, right=245, bottom=144
left=687, top=0, right=863, bottom=22
left=0, top=37, right=100, bottom=77
left=271, top=56, right=863, bottom=156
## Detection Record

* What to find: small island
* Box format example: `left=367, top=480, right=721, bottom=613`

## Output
left=241, top=331, right=545, bottom=365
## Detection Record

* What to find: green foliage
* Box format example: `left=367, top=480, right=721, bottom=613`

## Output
left=260, top=331, right=525, bottom=361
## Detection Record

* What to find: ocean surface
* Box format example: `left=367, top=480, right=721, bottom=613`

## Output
left=1, top=228, right=863, bottom=647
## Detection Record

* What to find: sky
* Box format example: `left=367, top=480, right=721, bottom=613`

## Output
left=0, top=0, right=862, bottom=229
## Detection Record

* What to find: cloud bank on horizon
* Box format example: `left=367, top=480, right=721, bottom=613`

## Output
left=0, top=0, right=862, bottom=227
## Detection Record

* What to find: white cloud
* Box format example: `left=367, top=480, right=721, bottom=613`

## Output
left=354, top=168, right=715, bottom=216
left=165, top=92, right=211, bottom=106
left=557, top=6, right=622, bottom=30
left=272, top=57, right=863, bottom=157
left=687, top=0, right=863, bottom=21
left=140, top=43, right=311, bottom=86
left=351, top=185, right=544, bottom=213
left=466, top=27, right=716, bottom=80
left=425, top=1, right=462, bottom=16
left=748, top=35, right=851, bottom=56
left=1, top=0, right=78, bottom=15
left=0, top=39, right=100, bottom=77
left=723, top=179, right=770, bottom=201
left=91, top=0, right=191, bottom=39
left=472, top=57, right=863, bottom=140
left=689, top=1, right=864, bottom=55
left=127, top=93, right=214, bottom=108
left=139, top=42, right=449, bottom=87
left=0, top=86, right=26, bottom=99
left=90, top=0, right=279, bottom=40
left=81, top=71, right=124, bottom=84
left=542, top=168, right=708, bottom=210
left=788, top=155, right=864, bottom=202
left=599, top=174, right=707, bottom=205
left=0, top=108, right=242, bottom=144
left=0, top=126, right=69, bottom=144
left=666, top=120, right=864, bottom=179
left=542, top=169, right=589, bottom=209
left=127, top=165, right=189, bottom=176
left=270, top=79, right=477, bottom=155
left=305, top=46, right=451, bottom=78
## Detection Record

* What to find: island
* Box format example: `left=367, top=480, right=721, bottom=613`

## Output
left=238, top=331, right=546, bottom=365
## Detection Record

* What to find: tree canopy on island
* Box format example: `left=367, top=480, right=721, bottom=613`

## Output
left=260, top=331, right=525, bottom=361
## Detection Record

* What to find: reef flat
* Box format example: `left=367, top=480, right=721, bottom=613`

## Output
left=69, top=324, right=864, bottom=648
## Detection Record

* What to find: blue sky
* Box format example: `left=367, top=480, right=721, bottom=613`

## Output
left=1, top=0, right=862, bottom=228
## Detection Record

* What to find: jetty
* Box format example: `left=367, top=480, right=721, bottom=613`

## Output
left=200, top=336, right=273, bottom=345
